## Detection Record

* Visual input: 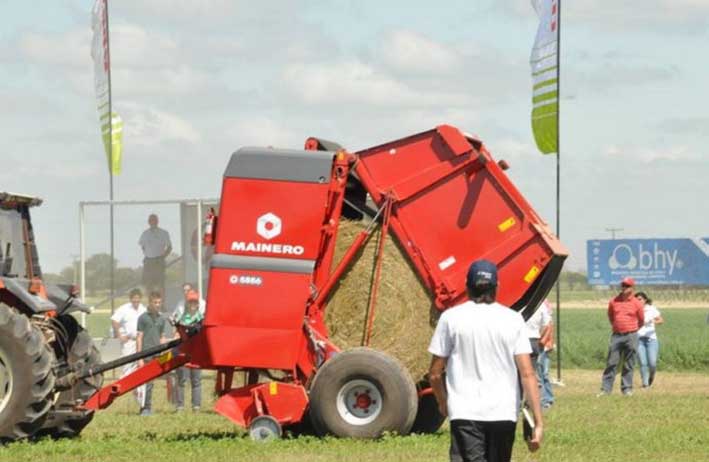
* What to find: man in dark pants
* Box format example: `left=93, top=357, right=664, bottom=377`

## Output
left=428, top=260, right=543, bottom=462
left=136, top=291, right=170, bottom=416
left=599, top=277, right=645, bottom=396
left=138, top=214, right=172, bottom=294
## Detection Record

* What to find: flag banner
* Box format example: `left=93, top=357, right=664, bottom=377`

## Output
left=102, top=111, right=123, bottom=174
left=91, top=0, right=122, bottom=174
left=530, top=0, right=559, bottom=154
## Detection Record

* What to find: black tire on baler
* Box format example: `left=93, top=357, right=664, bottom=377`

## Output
left=0, top=304, right=56, bottom=442
left=410, top=381, right=445, bottom=434
left=308, top=347, right=418, bottom=438
left=41, top=320, right=103, bottom=439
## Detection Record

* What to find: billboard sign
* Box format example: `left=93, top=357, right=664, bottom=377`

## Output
left=587, top=238, right=709, bottom=286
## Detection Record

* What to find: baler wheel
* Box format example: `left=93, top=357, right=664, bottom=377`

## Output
left=308, top=347, right=417, bottom=438
left=0, top=304, right=56, bottom=442
left=249, top=415, right=282, bottom=442
left=40, top=318, right=103, bottom=439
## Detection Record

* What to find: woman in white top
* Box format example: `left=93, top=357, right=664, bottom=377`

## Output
left=634, top=292, right=664, bottom=388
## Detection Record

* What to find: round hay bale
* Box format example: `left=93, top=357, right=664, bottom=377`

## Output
left=324, top=220, right=438, bottom=380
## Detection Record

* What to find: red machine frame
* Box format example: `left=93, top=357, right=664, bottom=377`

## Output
left=84, top=125, right=567, bottom=436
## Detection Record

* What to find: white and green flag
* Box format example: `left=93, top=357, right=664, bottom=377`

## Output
left=91, top=0, right=122, bottom=174
left=530, top=0, right=559, bottom=155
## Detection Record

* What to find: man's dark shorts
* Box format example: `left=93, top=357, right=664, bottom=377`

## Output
left=450, top=419, right=516, bottom=462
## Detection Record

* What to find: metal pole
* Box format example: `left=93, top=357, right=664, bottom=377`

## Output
left=555, top=0, right=562, bottom=383
left=196, top=200, right=203, bottom=297
left=80, top=203, right=87, bottom=328
left=105, top=0, right=116, bottom=315
left=606, top=227, right=623, bottom=240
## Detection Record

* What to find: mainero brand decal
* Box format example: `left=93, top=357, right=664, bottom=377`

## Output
left=231, top=241, right=305, bottom=255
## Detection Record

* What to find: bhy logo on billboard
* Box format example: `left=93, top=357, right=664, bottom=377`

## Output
left=607, top=242, right=682, bottom=275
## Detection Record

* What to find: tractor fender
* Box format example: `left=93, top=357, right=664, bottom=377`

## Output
left=0, top=277, right=56, bottom=314
left=45, top=283, right=91, bottom=315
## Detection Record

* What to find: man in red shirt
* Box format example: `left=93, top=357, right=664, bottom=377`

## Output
left=599, top=277, right=645, bottom=396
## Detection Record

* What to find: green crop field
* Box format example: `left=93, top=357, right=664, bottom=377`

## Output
left=555, top=308, right=709, bottom=372
left=79, top=308, right=709, bottom=371
left=3, top=370, right=708, bottom=462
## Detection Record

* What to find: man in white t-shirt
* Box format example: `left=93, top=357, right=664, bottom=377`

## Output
left=139, top=213, right=172, bottom=293
left=110, top=288, right=147, bottom=406
left=428, top=260, right=543, bottom=462
left=525, top=299, right=552, bottom=371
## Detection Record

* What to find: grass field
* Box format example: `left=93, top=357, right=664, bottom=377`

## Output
left=3, top=370, right=708, bottom=462
left=32, top=306, right=706, bottom=461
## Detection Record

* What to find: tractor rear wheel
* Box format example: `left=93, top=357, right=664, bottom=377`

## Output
left=308, top=348, right=417, bottom=438
left=0, top=304, right=56, bottom=442
left=41, top=316, right=103, bottom=438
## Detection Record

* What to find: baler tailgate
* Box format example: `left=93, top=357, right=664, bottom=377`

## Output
left=354, top=125, right=568, bottom=312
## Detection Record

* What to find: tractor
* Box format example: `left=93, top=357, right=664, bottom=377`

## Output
left=0, top=192, right=103, bottom=441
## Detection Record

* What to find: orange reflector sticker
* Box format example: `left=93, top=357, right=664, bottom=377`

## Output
left=524, top=265, right=541, bottom=283
left=157, top=351, right=173, bottom=365
left=269, top=382, right=278, bottom=395
left=498, top=217, right=516, bottom=232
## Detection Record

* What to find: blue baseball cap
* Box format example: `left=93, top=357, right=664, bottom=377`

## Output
left=467, top=259, right=498, bottom=288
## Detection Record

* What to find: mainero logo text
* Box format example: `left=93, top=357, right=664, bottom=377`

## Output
left=231, top=241, right=305, bottom=255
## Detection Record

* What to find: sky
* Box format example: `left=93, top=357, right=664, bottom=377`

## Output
left=1, top=0, right=708, bottom=274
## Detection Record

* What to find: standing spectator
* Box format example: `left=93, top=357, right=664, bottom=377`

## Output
left=635, top=291, right=664, bottom=388
left=525, top=299, right=552, bottom=371
left=173, top=282, right=206, bottom=321
left=598, top=277, right=644, bottom=396
left=537, top=301, right=555, bottom=409
left=428, top=260, right=543, bottom=462
left=110, top=288, right=146, bottom=408
left=136, top=291, right=170, bottom=416
left=139, top=213, right=172, bottom=294
left=174, top=290, right=204, bottom=412
left=526, top=299, right=555, bottom=409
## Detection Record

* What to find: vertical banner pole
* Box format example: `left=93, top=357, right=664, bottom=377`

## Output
left=555, top=0, right=562, bottom=382
left=197, top=201, right=203, bottom=298
left=80, top=203, right=87, bottom=328
left=104, top=0, right=116, bottom=315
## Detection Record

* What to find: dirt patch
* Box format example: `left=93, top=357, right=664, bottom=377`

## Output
left=556, top=369, right=709, bottom=396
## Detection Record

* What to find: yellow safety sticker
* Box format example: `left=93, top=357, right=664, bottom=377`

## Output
left=269, top=382, right=278, bottom=395
left=524, top=265, right=541, bottom=283
left=157, top=350, right=173, bottom=365
left=498, top=217, right=516, bottom=232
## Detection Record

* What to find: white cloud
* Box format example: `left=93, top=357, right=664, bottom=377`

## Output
left=604, top=144, right=699, bottom=162
left=110, top=24, right=181, bottom=70
left=121, top=103, right=202, bottom=147
left=18, top=29, right=90, bottom=69
left=503, top=0, right=709, bottom=31
left=282, top=59, right=423, bottom=107
left=377, top=30, right=462, bottom=75
left=225, top=116, right=301, bottom=148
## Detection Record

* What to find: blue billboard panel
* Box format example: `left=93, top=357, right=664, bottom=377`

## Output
left=587, top=238, right=709, bottom=286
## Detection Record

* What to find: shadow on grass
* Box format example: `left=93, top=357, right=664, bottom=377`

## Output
left=154, top=431, right=244, bottom=442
